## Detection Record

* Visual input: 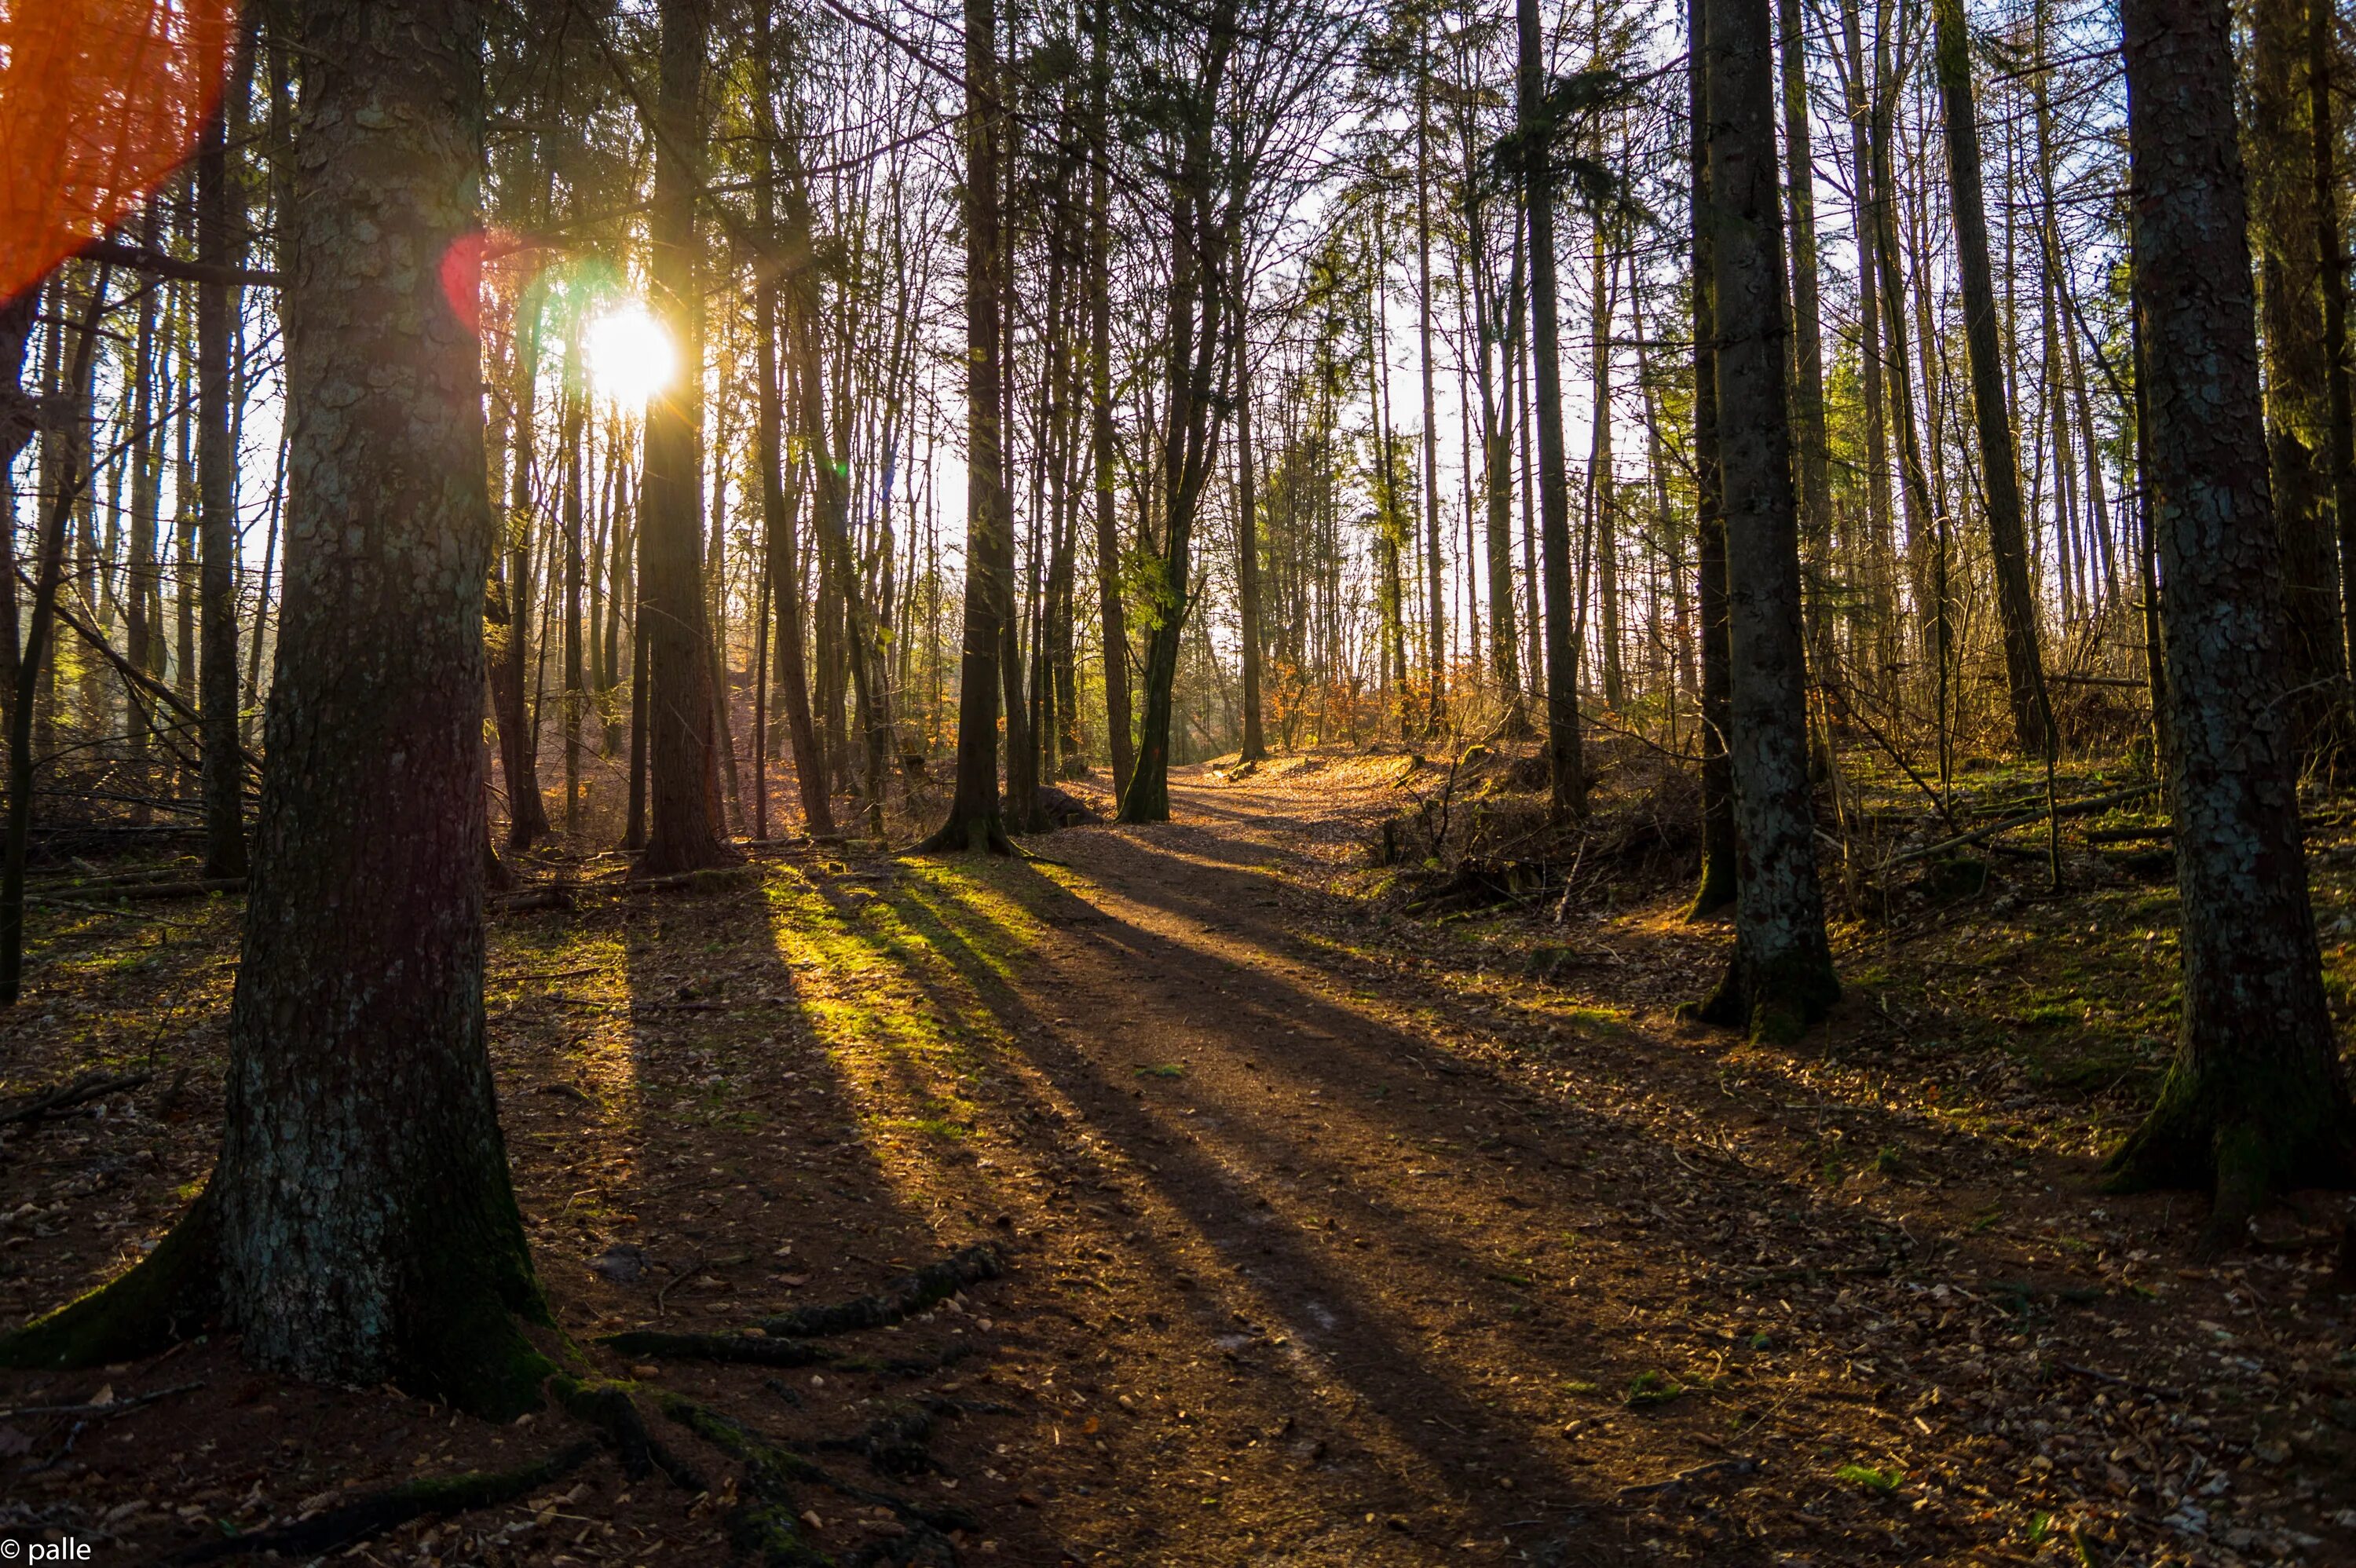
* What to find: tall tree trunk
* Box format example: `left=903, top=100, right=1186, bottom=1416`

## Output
left=997, top=121, right=1037, bottom=834
left=1868, top=24, right=1944, bottom=733
left=0, top=270, right=108, bottom=1006
left=1416, top=26, right=1446, bottom=734
left=1933, top=0, right=2051, bottom=756
left=1591, top=228, right=1623, bottom=711
left=2249, top=0, right=2346, bottom=750
left=125, top=206, right=164, bottom=811
left=1480, top=205, right=1527, bottom=732
left=754, top=11, right=832, bottom=838
left=560, top=349, right=584, bottom=835
left=1689, top=0, right=1737, bottom=918
left=1236, top=309, right=1268, bottom=762
left=2312, top=0, right=2356, bottom=690
left=1691, top=0, right=1840, bottom=1039
left=1118, top=0, right=1238, bottom=825
left=494, top=272, right=550, bottom=850
left=918, top=0, right=1012, bottom=852
left=1841, top=0, right=1895, bottom=681
left=197, top=98, right=248, bottom=879
left=635, top=0, right=731, bottom=873
left=1516, top=0, right=1585, bottom=820
left=789, top=296, right=892, bottom=840
left=2, top=0, right=554, bottom=1415
left=1088, top=0, right=1133, bottom=797
left=2105, top=0, right=2356, bottom=1239
left=1777, top=0, right=1831, bottom=590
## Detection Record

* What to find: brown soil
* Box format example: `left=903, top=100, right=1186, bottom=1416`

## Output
left=2, top=752, right=2351, bottom=1566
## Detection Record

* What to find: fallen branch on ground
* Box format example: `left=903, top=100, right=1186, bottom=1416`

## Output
left=0, top=1377, right=200, bottom=1420
left=1618, top=1456, right=1761, bottom=1501
left=1879, top=783, right=2160, bottom=872
left=0, top=1071, right=153, bottom=1128
left=58, top=879, right=243, bottom=901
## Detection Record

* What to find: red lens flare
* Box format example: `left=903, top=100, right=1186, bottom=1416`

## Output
left=0, top=0, right=238, bottom=303
left=440, top=228, right=535, bottom=339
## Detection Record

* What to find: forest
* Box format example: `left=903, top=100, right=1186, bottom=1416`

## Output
left=2, top=0, right=2356, bottom=1559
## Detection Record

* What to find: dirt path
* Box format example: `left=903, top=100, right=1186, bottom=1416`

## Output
left=889, top=761, right=2356, bottom=1566
left=3, top=755, right=2351, bottom=1566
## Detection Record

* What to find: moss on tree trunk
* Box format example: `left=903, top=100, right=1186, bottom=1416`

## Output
left=2108, top=0, right=2356, bottom=1241
left=5, top=0, right=558, bottom=1421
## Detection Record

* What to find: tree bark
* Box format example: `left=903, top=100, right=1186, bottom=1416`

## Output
left=1478, top=201, right=1527, bottom=731
left=1118, top=0, right=1238, bottom=825
left=753, top=10, right=832, bottom=839
left=635, top=0, right=731, bottom=874
left=493, top=275, right=549, bottom=850
left=196, top=98, right=248, bottom=880
left=1933, top=0, right=2051, bottom=756
left=1236, top=306, right=1267, bottom=762
left=1840, top=0, right=1895, bottom=681
left=1088, top=0, right=1133, bottom=797
left=2106, top=0, right=2356, bottom=1235
left=1689, top=0, right=1736, bottom=918
left=2311, top=0, right=2356, bottom=693
left=1691, top=0, right=1839, bottom=1039
left=919, top=0, right=1012, bottom=852
left=2, top=0, right=554, bottom=1415
left=1415, top=25, right=1446, bottom=734
left=1516, top=0, right=1585, bottom=821
left=2248, top=0, right=2346, bottom=750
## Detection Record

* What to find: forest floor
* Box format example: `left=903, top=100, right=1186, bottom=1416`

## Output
left=5, top=745, right=2356, bottom=1566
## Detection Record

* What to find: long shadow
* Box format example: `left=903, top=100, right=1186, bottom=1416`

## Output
left=852, top=861, right=1693, bottom=1559
left=619, top=829, right=2094, bottom=1564
left=1089, top=820, right=2071, bottom=1192
left=967, top=821, right=2168, bottom=1553
left=498, top=862, right=1085, bottom=1563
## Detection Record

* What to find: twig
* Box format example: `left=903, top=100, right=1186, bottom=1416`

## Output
left=2058, top=1361, right=2182, bottom=1402
left=0, top=1379, right=204, bottom=1422
left=0, top=1070, right=153, bottom=1127
left=1617, top=1456, right=1761, bottom=1501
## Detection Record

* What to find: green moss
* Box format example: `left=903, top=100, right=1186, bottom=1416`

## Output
left=0, top=1193, right=218, bottom=1369
left=1622, top=1370, right=1685, bottom=1408
left=1835, top=1463, right=1902, bottom=1493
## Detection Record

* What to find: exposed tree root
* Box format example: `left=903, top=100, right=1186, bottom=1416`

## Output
left=599, top=1329, right=837, bottom=1367
left=551, top=1375, right=708, bottom=1491
left=2104, top=1058, right=2356, bottom=1256
left=1683, top=946, right=1840, bottom=1045
left=0, top=1196, right=218, bottom=1369
left=661, top=1394, right=975, bottom=1567
left=596, top=1332, right=980, bottom=1382
left=657, top=1394, right=840, bottom=1566
left=624, top=865, right=763, bottom=895
left=759, top=1244, right=1001, bottom=1339
left=808, top=1402, right=942, bottom=1478
left=166, top=1439, right=596, bottom=1563
left=603, top=1248, right=1000, bottom=1372
left=908, top=813, right=1017, bottom=857
left=68, top=878, right=247, bottom=901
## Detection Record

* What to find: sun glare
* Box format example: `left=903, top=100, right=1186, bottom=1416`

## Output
left=584, top=300, right=673, bottom=408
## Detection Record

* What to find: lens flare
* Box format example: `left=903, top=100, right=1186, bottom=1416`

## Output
left=584, top=301, right=671, bottom=408
left=0, top=0, right=238, bottom=302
